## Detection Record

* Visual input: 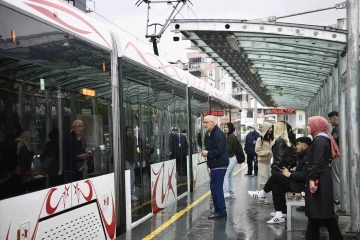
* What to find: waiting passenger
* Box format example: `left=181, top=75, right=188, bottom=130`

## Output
left=327, top=111, right=340, bottom=207
left=244, top=126, right=260, bottom=176
left=270, top=122, right=298, bottom=172
left=223, top=122, right=237, bottom=199
left=40, top=129, right=63, bottom=187
left=17, top=131, right=34, bottom=177
left=280, top=120, right=296, bottom=146
left=175, top=129, right=188, bottom=177
left=305, top=116, right=342, bottom=240
left=124, top=126, right=138, bottom=201
left=63, top=120, right=90, bottom=182
left=248, top=137, right=311, bottom=224
left=201, top=115, right=229, bottom=219
left=255, top=122, right=273, bottom=191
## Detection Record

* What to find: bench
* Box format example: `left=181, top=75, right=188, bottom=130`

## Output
left=286, top=192, right=305, bottom=231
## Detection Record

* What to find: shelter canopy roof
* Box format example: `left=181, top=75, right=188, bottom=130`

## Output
left=170, top=19, right=347, bottom=109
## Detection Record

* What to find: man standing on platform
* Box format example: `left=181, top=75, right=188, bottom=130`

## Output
left=201, top=115, right=229, bottom=219
left=245, top=126, right=260, bottom=176
left=328, top=111, right=340, bottom=206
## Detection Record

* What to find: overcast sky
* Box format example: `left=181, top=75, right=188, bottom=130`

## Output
left=93, top=0, right=346, bottom=62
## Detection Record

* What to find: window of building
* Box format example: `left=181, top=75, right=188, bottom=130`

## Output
left=299, top=114, right=303, bottom=121
left=247, top=110, right=254, bottom=118
left=221, top=82, right=225, bottom=90
left=257, top=109, right=262, bottom=114
left=284, top=115, right=289, bottom=121
left=245, top=94, right=249, bottom=101
left=209, top=70, right=213, bottom=77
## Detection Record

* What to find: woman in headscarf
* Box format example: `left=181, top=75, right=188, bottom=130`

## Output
left=255, top=122, right=273, bottom=191
left=305, top=116, right=342, bottom=240
left=223, top=122, right=237, bottom=199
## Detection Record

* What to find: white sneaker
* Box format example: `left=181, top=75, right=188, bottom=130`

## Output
left=271, top=212, right=287, bottom=217
left=131, top=195, right=139, bottom=201
left=248, top=191, right=265, bottom=200
left=267, top=215, right=285, bottom=224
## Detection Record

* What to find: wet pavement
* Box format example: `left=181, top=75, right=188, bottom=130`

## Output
left=117, top=164, right=356, bottom=240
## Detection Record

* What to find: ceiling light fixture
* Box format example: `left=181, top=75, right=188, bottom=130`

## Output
left=225, top=34, right=240, bottom=51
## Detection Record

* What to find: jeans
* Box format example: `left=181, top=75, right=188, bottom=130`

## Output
left=210, top=168, right=227, bottom=215
left=246, top=153, right=258, bottom=175
left=331, top=158, right=340, bottom=203
left=223, top=156, right=237, bottom=197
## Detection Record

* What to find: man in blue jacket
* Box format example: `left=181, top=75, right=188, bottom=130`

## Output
left=201, top=115, right=229, bottom=219
left=245, top=126, right=260, bottom=176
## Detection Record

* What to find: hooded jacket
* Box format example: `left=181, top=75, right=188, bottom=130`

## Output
left=255, top=122, right=273, bottom=164
left=244, top=130, right=260, bottom=154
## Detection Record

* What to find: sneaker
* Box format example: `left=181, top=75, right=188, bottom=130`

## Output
left=271, top=212, right=287, bottom=217
left=260, top=198, right=269, bottom=204
left=267, top=215, right=285, bottom=224
left=248, top=191, right=265, bottom=200
left=131, top=195, right=139, bottom=201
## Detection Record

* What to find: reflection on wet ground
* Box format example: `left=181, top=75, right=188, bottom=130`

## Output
left=118, top=164, right=355, bottom=240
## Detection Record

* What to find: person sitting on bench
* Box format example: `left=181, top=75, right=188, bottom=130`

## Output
left=247, top=137, right=312, bottom=224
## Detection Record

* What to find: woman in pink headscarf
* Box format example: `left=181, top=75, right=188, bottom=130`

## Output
left=305, top=116, right=342, bottom=240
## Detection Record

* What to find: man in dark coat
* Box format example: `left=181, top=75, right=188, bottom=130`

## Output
left=244, top=126, right=260, bottom=176
left=63, top=120, right=90, bottom=182
left=201, top=115, right=229, bottom=219
left=328, top=111, right=340, bottom=206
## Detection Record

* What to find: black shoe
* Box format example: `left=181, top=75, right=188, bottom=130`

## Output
left=253, top=173, right=258, bottom=176
left=245, top=173, right=252, bottom=176
left=296, top=206, right=306, bottom=212
left=208, top=213, right=227, bottom=219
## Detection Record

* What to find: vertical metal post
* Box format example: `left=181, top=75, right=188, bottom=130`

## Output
left=328, top=74, right=333, bottom=114
left=45, top=90, right=52, bottom=141
left=229, top=106, right=232, bottom=123
left=116, top=57, right=127, bottom=234
left=208, top=96, right=212, bottom=114
left=337, top=18, right=349, bottom=214
left=254, top=98, right=258, bottom=129
left=186, top=86, right=193, bottom=192
left=332, top=66, right=339, bottom=111
left=18, top=84, right=25, bottom=129
left=346, top=0, right=360, bottom=232
left=92, top=96, right=101, bottom=173
left=71, top=92, right=77, bottom=123
left=57, top=87, right=64, bottom=176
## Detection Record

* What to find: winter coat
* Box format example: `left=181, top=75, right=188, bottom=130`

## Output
left=205, top=125, right=229, bottom=169
left=226, top=133, right=237, bottom=158
left=305, top=135, right=335, bottom=219
left=270, top=137, right=298, bottom=172
left=255, top=122, right=272, bottom=164
left=244, top=131, right=260, bottom=154
left=289, top=148, right=308, bottom=193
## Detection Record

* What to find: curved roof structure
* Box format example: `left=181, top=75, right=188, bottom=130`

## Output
left=170, top=19, right=348, bottom=109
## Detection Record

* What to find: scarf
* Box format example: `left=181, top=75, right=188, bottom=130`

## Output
left=308, top=116, right=340, bottom=158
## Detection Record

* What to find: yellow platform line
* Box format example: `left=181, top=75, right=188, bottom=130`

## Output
left=142, top=164, right=247, bottom=240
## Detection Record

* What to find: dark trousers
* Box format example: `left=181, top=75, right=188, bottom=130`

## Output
left=210, top=168, right=227, bottom=215
left=306, top=218, right=343, bottom=240
left=264, top=172, right=291, bottom=214
left=246, top=153, right=258, bottom=175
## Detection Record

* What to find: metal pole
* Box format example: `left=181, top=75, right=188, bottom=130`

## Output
left=45, top=90, right=52, bottom=141
left=346, top=0, right=360, bottom=232
left=337, top=18, right=349, bottom=214
left=254, top=98, right=258, bottom=129
left=332, top=66, right=339, bottom=111
left=229, top=106, right=232, bottom=123
left=186, top=86, right=193, bottom=192
left=208, top=96, right=212, bottom=114
left=328, top=74, right=333, bottom=114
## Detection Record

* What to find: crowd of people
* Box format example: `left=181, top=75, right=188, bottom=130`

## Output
left=202, top=112, right=343, bottom=240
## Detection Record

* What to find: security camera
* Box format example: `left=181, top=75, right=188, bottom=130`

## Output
left=173, top=30, right=180, bottom=42
left=173, top=36, right=180, bottom=41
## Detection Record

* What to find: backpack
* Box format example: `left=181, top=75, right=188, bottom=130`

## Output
left=234, top=137, right=246, bottom=164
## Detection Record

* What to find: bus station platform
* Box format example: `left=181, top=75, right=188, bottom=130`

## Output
left=117, top=164, right=355, bottom=240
